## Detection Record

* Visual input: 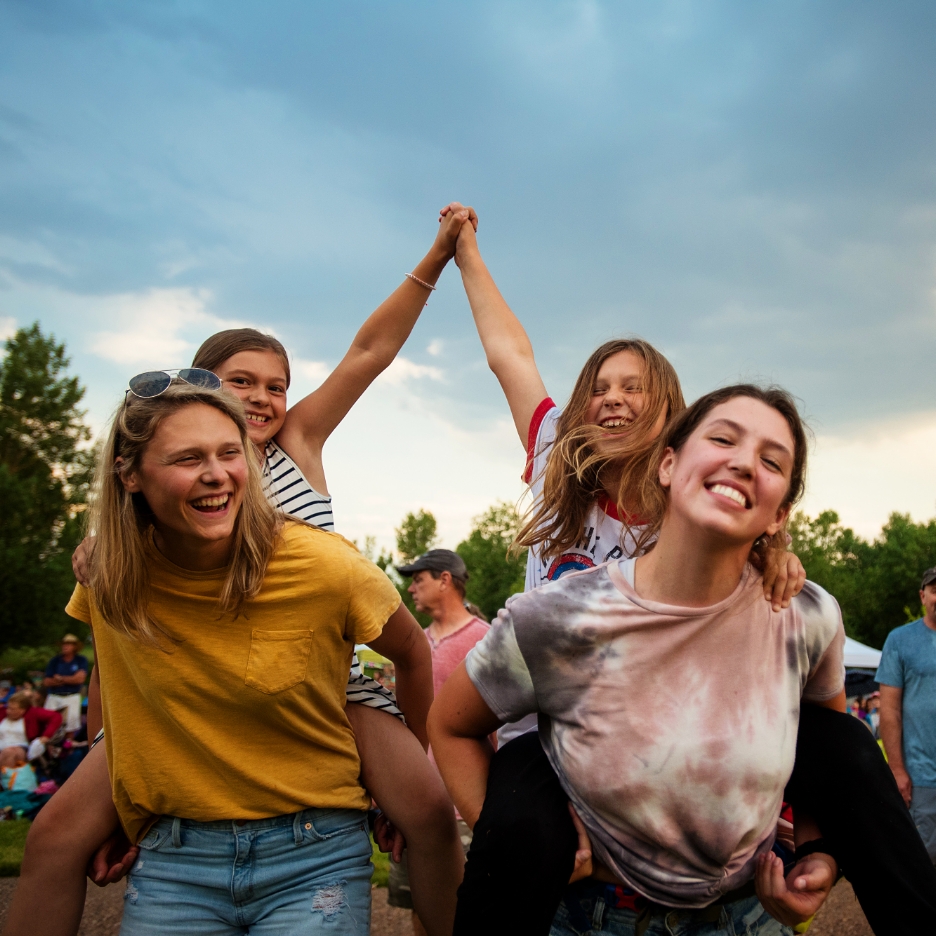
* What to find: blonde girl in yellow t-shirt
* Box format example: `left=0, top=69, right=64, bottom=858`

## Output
left=55, top=382, right=428, bottom=935
left=4, top=206, right=472, bottom=936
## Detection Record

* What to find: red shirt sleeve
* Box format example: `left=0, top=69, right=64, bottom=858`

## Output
left=31, top=706, right=62, bottom=740
left=522, top=397, right=556, bottom=483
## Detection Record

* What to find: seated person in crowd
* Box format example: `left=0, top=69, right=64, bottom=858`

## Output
left=0, top=692, right=61, bottom=768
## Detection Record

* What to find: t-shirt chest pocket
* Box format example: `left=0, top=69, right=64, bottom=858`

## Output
left=244, top=629, right=314, bottom=694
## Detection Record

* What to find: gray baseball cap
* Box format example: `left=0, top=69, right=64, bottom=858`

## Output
left=397, top=549, right=469, bottom=581
left=921, top=567, right=936, bottom=589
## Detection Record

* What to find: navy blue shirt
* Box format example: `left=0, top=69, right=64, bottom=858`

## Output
left=44, top=654, right=89, bottom=696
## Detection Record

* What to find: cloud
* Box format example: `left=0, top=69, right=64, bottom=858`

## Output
left=325, top=372, right=523, bottom=553
left=292, top=356, right=331, bottom=387
left=427, top=338, right=444, bottom=357
left=803, top=413, right=936, bottom=537
left=376, top=356, right=444, bottom=386
left=0, top=315, right=15, bottom=341
left=90, top=288, right=243, bottom=366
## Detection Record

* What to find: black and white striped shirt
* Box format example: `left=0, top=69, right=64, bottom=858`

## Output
left=262, top=440, right=335, bottom=531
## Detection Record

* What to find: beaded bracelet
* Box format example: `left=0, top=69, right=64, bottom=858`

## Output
left=405, top=272, right=437, bottom=291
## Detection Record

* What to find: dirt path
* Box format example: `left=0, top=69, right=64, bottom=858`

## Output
left=0, top=878, right=871, bottom=934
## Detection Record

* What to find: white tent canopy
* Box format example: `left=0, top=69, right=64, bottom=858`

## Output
left=843, top=636, right=882, bottom=670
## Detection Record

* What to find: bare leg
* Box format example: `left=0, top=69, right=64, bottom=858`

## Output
left=2, top=742, right=119, bottom=936
left=348, top=704, right=463, bottom=936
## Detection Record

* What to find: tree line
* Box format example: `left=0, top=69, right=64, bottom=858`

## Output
left=1, top=322, right=933, bottom=655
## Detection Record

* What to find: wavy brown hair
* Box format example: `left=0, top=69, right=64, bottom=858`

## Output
left=87, top=383, right=281, bottom=646
left=192, top=329, right=291, bottom=388
left=516, top=339, right=684, bottom=560
left=623, top=384, right=809, bottom=565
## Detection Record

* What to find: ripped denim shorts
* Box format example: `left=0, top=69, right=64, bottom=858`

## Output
left=120, top=808, right=372, bottom=935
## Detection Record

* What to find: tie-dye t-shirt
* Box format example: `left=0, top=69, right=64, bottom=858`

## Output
left=466, top=557, right=845, bottom=908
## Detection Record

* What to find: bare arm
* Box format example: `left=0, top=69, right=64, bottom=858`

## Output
left=452, top=218, right=548, bottom=447
left=366, top=603, right=434, bottom=751
left=60, top=668, right=88, bottom=687
left=879, top=684, right=911, bottom=805
left=276, top=204, right=476, bottom=467
left=427, top=661, right=503, bottom=828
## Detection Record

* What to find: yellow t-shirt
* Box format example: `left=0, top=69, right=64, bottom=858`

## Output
left=66, top=521, right=401, bottom=843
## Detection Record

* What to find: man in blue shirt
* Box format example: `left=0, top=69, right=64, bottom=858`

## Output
left=877, top=566, right=936, bottom=863
left=43, top=634, right=88, bottom=738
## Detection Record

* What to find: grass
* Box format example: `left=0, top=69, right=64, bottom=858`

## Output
left=0, top=821, right=390, bottom=883
left=0, top=820, right=29, bottom=877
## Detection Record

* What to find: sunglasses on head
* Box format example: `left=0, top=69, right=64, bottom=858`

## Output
left=126, top=368, right=222, bottom=399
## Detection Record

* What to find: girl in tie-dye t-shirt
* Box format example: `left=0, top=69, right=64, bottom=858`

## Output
left=431, top=386, right=846, bottom=935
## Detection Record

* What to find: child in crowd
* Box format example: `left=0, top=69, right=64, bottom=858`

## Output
left=1, top=750, right=38, bottom=794
left=4, top=204, right=473, bottom=936
left=0, top=692, right=61, bottom=769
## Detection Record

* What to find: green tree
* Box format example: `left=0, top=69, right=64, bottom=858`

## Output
left=789, top=509, right=936, bottom=649
left=395, top=509, right=438, bottom=564
left=391, top=510, right=440, bottom=627
left=856, top=514, right=936, bottom=647
left=456, top=501, right=527, bottom=622
left=0, top=323, right=94, bottom=651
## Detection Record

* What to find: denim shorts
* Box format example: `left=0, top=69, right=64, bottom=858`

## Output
left=120, top=808, right=372, bottom=935
left=550, top=880, right=793, bottom=936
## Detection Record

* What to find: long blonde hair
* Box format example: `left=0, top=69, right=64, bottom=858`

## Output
left=87, top=383, right=280, bottom=646
left=516, top=338, right=684, bottom=560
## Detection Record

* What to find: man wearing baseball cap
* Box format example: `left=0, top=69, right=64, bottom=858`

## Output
left=388, top=550, right=490, bottom=935
left=42, top=634, right=89, bottom=739
left=877, top=566, right=936, bottom=863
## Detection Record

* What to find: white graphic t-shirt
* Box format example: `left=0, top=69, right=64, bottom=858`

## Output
left=501, top=399, right=647, bottom=743
left=523, top=399, right=644, bottom=593
left=467, top=558, right=845, bottom=908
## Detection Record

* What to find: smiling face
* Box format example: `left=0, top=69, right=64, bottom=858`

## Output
left=120, top=403, right=248, bottom=569
left=213, top=350, right=288, bottom=448
left=585, top=350, right=667, bottom=453
left=659, top=396, right=795, bottom=547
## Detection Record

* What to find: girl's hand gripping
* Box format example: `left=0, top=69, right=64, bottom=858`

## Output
left=763, top=549, right=806, bottom=612
left=436, top=202, right=478, bottom=261
left=755, top=850, right=837, bottom=927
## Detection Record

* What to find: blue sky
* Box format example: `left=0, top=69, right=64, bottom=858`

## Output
left=2, top=1, right=935, bottom=547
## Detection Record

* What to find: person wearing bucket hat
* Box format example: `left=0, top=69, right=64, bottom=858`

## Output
left=876, top=565, right=936, bottom=863
left=42, top=635, right=88, bottom=738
